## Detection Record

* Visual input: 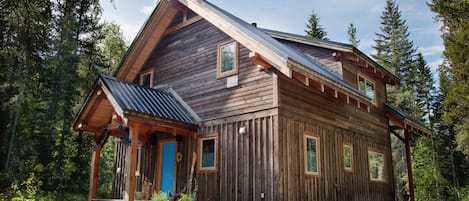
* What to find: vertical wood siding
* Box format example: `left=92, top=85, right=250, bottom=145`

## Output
left=277, top=75, right=394, bottom=201
left=195, top=112, right=278, bottom=201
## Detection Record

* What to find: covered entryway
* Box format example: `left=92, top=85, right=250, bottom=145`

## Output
left=73, top=75, right=199, bottom=201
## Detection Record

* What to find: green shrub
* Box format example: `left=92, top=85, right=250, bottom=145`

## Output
left=152, top=191, right=168, bottom=201
left=179, top=194, right=192, bottom=201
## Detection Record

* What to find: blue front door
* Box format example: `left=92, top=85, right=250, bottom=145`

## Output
left=160, top=141, right=176, bottom=194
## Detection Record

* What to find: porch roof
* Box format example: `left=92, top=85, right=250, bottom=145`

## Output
left=100, top=74, right=196, bottom=125
left=73, top=75, right=198, bottom=132
left=385, top=103, right=431, bottom=136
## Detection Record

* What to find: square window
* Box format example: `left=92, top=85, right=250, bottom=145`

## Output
left=368, top=149, right=386, bottom=182
left=358, top=74, right=375, bottom=103
left=304, top=132, right=320, bottom=176
left=343, top=143, right=353, bottom=172
left=217, top=41, right=239, bottom=78
left=198, top=134, right=218, bottom=173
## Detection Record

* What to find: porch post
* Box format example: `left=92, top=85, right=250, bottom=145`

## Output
left=124, top=125, right=140, bottom=201
left=405, top=129, right=415, bottom=201
left=89, top=142, right=102, bottom=201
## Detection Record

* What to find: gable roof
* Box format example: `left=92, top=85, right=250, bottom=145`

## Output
left=263, top=29, right=399, bottom=84
left=100, top=74, right=197, bottom=125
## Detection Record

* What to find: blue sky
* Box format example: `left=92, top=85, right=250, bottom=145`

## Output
left=100, top=0, right=443, bottom=81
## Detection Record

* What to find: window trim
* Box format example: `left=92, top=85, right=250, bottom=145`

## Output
left=357, top=72, right=376, bottom=104
left=343, top=142, right=353, bottom=173
left=139, top=68, right=154, bottom=88
left=303, top=132, right=321, bottom=177
left=367, top=148, right=387, bottom=183
left=216, top=40, right=239, bottom=79
left=197, top=133, right=219, bottom=173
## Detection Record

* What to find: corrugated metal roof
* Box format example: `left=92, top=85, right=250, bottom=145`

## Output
left=201, top=0, right=368, bottom=100
left=100, top=74, right=197, bottom=125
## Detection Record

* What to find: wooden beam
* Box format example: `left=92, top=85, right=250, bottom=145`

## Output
left=88, top=140, right=102, bottom=200
left=163, top=15, right=203, bottom=35
left=249, top=52, right=273, bottom=69
left=124, top=125, right=141, bottom=201
left=405, top=129, right=415, bottom=201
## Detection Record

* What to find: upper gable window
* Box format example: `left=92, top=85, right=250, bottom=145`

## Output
left=217, top=41, right=239, bottom=78
left=139, top=69, right=154, bottom=88
left=358, top=73, right=375, bottom=103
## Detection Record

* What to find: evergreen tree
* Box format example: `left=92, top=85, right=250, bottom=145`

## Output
left=429, top=0, right=469, bottom=156
left=372, top=1, right=422, bottom=200
left=347, top=23, right=360, bottom=47
left=414, top=52, right=437, bottom=126
left=305, top=10, right=328, bottom=40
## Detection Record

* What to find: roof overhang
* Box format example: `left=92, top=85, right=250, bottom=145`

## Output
left=264, top=29, right=399, bottom=85
left=385, top=103, right=431, bottom=137
left=73, top=75, right=198, bottom=136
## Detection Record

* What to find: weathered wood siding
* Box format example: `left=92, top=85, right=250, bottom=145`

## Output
left=142, top=19, right=274, bottom=120
left=276, top=39, right=343, bottom=78
left=196, top=111, right=279, bottom=201
left=112, top=139, right=157, bottom=199
left=277, top=74, right=394, bottom=201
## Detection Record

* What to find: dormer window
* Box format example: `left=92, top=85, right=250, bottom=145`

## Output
left=217, top=41, right=239, bottom=78
left=358, top=73, right=375, bottom=103
left=140, top=69, right=154, bottom=88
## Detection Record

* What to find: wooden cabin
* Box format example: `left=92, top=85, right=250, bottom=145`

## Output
left=73, top=0, right=431, bottom=200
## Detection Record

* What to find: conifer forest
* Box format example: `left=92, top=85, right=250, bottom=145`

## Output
left=1, top=0, right=468, bottom=200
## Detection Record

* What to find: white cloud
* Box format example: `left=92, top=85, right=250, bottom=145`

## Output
left=141, top=0, right=160, bottom=15
left=428, top=58, right=444, bottom=72
left=418, top=45, right=444, bottom=57
left=121, top=23, right=144, bottom=44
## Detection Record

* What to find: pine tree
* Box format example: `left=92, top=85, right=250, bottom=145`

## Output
left=347, top=23, right=360, bottom=47
left=429, top=0, right=469, bottom=156
left=414, top=53, right=436, bottom=126
left=372, top=1, right=422, bottom=200
left=305, top=10, right=328, bottom=40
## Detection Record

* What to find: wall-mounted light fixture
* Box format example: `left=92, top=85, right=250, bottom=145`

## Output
left=239, top=126, right=246, bottom=135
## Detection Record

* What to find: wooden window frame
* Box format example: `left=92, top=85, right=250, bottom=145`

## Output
left=367, top=148, right=387, bottom=183
left=197, top=133, right=219, bottom=173
left=357, top=72, right=376, bottom=104
left=139, top=68, right=154, bottom=88
left=303, top=132, right=321, bottom=177
left=216, top=40, right=239, bottom=79
left=343, top=143, right=354, bottom=173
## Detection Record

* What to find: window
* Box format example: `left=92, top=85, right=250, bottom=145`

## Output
left=140, top=69, right=154, bottom=88
left=304, top=132, right=320, bottom=176
left=198, top=134, right=218, bottom=173
left=217, top=41, right=239, bottom=78
left=358, top=74, right=375, bottom=103
left=343, top=143, right=353, bottom=172
left=368, top=149, right=386, bottom=182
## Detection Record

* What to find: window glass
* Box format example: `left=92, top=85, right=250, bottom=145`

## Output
left=220, top=43, right=236, bottom=73
left=217, top=41, right=238, bottom=78
left=141, top=73, right=151, bottom=87
left=368, top=150, right=386, bottom=181
left=201, top=138, right=215, bottom=169
left=358, top=75, right=375, bottom=102
left=344, top=144, right=352, bottom=171
left=305, top=136, right=319, bottom=174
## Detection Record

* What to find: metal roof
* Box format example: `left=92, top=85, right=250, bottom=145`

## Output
left=385, top=103, right=431, bottom=135
left=186, top=0, right=370, bottom=101
left=100, top=74, right=197, bottom=125
left=262, top=28, right=399, bottom=83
